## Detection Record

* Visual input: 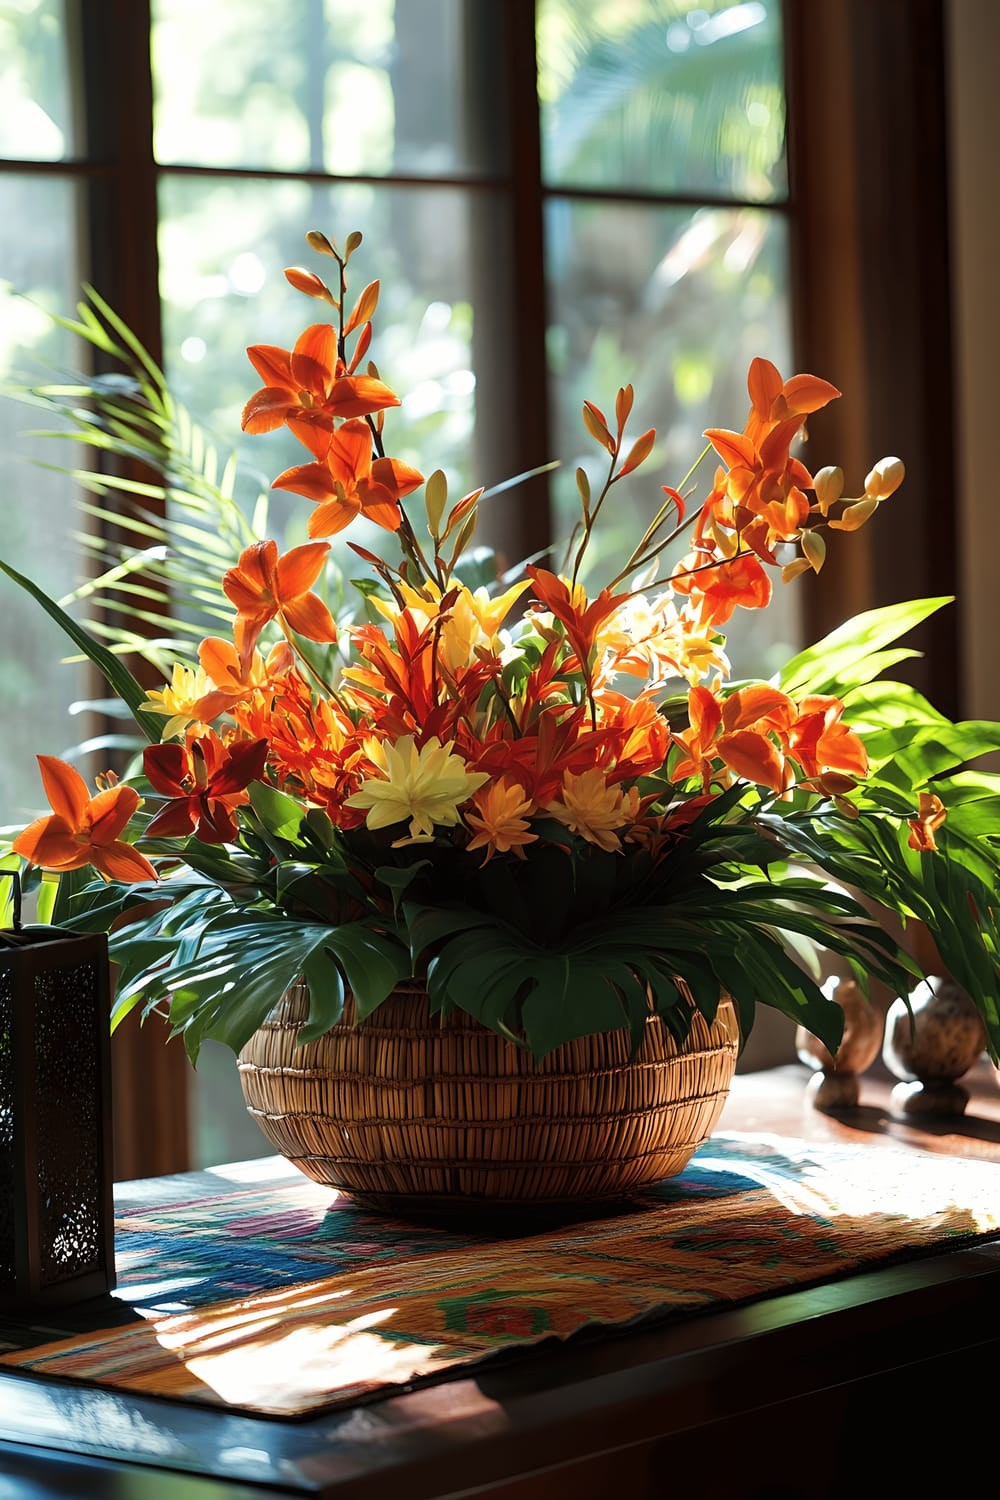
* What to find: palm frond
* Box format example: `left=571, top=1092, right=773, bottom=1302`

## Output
left=6, top=287, right=266, bottom=678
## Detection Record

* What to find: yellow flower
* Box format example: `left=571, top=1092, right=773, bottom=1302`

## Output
left=465, top=781, right=538, bottom=862
left=374, top=578, right=529, bottom=674
left=345, top=735, right=488, bottom=844
left=547, top=769, right=634, bottom=853
left=139, top=664, right=235, bottom=740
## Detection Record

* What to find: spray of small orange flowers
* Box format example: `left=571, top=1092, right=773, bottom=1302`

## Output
left=15, top=228, right=912, bottom=879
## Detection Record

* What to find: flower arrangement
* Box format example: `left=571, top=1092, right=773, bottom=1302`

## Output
left=3, top=229, right=1000, bottom=1070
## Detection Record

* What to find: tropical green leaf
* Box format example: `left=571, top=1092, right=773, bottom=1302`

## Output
left=779, top=597, right=952, bottom=696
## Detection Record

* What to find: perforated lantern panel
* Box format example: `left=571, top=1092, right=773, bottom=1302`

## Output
left=0, top=970, right=14, bottom=1285
left=0, top=928, right=115, bottom=1307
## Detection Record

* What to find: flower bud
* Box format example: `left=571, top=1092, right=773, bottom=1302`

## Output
left=864, top=456, right=905, bottom=500
left=813, top=465, right=844, bottom=514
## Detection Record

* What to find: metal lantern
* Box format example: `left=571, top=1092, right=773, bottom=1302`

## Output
left=0, top=873, right=115, bottom=1307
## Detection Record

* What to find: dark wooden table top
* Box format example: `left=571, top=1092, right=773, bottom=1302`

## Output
left=2, top=1058, right=999, bottom=1499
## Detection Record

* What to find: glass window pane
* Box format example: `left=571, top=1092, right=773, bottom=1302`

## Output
left=151, top=0, right=502, bottom=178
left=0, top=175, right=87, bottom=832
left=538, top=0, right=787, bottom=202
left=546, top=198, right=797, bottom=678
left=0, top=0, right=76, bottom=162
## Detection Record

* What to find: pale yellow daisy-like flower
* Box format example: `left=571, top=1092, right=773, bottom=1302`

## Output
left=547, top=768, right=635, bottom=854
left=345, top=735, right=488, bottom=844
left=139, top=663, right=235, bottom=740
left=465, top=781, right=538, bottom=862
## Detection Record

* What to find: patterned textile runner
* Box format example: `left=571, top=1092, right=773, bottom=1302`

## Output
left=2, top=1132, right=999, bottom=1417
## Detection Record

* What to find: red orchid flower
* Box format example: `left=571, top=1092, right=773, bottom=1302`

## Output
left=13, top=756, right=157, bottom=882
left=143, top=732, right=268, bottom=845
left=222, top=539, right=338, bottom=668
left=240, top=324, right=401, bottom=435
left=272, top=417, right=423, bottom=536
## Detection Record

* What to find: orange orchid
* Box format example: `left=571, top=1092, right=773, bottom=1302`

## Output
left=692, top=357, right=841, bottom=571
left=670, top=550, right=772, bottom=628
left=222, top=539, right=338, bottom=667
left=240, top=324, right=401, bottom=435
left=143, top=731, right=268, bottom=845
left=907, top=791, right=947, bottom=852
left=784, top=696, right=868, bottom=781
left=272, top=417, right=423, bottom=536
left=197, top=636, right=295, bottom=699
left=13, top=756, right=157, bottom=882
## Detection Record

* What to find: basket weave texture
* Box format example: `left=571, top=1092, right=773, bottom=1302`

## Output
left=237, top=983, right=740, bottom=1216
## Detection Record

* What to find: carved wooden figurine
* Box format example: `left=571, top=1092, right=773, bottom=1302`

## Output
left=796, top=975, right=884, bottom=1110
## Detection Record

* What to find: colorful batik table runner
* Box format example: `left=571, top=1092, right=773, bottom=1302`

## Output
left=2, top=1132, right=998, bottom=1417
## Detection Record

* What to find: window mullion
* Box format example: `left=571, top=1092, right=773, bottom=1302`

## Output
left=76, top=0, right=190, bottom=1181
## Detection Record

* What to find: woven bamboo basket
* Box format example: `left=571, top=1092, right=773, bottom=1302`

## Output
left=237, top=982, right=740, bottom=1219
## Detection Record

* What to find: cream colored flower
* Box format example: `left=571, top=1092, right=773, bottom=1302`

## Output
left=139, top=663, right=234, bottom=740
left=344, top=735, right=488, bottom=843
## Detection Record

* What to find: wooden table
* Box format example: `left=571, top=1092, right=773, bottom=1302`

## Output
left=2, top=1059, right=999, bottom=1499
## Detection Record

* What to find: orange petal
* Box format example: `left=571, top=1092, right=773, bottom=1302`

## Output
left=325, top=375, right=401, bottom=418
left=272, top=462, right=339, bottom=502
left=358, top=480, right=403, bottom=532
left=276, top=541, right=330, bottom=600
left=687, top=684, right=722, bottom=744
left=93, top=841, right=159, bottom=883
left=758, top=414, right=806, bottom=470
left=88, top=784, right=142, bottom=845
left=286, top=416, right=335, bottom=461
left=371, top=456, right=424, bottom=498
left=326, top=418, right=374, bottom=481
left=717, top=730, right=786, bottom=793
left=246, top=344, right=294, bottom=388
left=779, top=372, right=841, bottom=417
left=307, top=497, right=361, bottom=537
left=722, top=685, right=795, bottom=732
left=37, top=755, right=91, bottom=827
left=12, top=817, right=87, bottom=870
left=241, top=388, right=293, bottom=434
left=199, top=637, right=243, bottom=689
left=705, top=428, right=756, bottom=471
left=747, top=357, right=783, bottom=418
left=291, top=323, right=339, bottom=394
left=281, top=593, right=338, bottom=644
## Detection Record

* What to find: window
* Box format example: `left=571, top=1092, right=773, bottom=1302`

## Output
left=0, top=0, right=956, bottom=1174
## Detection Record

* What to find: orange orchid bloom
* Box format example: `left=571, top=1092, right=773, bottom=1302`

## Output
left=143, top=731, right=268, bottom=845
left=222, top=539, right=338, bottom=667
left=670, top=550, right=772, bottom=627
left=672, top=684, right=797, bottom=794
left=240, top=324, right=401, bottom=435
left=198, top=636, right=295, bottom=699
left=272, top=417, right=422, bottom=536
left=13, top=756, right=157, bottom=882
left=907, top=791, right=947, bottom=852
left=695, top=357, right=840, bottom=560
left=784, top=695, right=868, bottom=780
